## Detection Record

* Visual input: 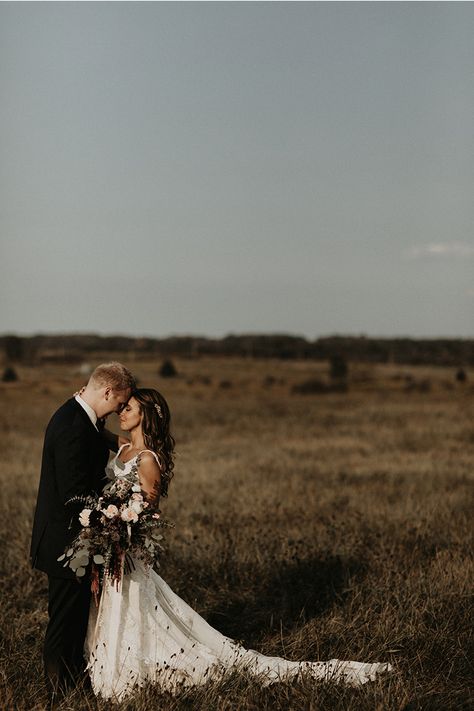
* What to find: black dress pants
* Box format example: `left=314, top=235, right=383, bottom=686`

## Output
left=43, top=576, right=91, bottom=692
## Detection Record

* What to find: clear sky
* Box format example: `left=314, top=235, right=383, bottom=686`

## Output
left=1, top=2, right=473, bottom=339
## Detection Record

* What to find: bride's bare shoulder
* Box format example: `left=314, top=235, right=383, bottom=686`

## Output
left=136, top=450, right=162, bottom=501
left=137, top=450, right=163, bottom=471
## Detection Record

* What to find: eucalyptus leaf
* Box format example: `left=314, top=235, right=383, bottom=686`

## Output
left=70, top=555, right=88, bottom=569
left=76, top=567, right=86, bottom=577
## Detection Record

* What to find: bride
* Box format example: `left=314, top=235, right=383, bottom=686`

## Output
left=85, top=388, right=392, bottom=700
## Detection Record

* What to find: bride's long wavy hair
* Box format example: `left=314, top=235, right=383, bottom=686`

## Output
left=133, top=388, right=175, bottom=497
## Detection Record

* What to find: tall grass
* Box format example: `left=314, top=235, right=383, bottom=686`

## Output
left=0, top=358, right=473, bottom=710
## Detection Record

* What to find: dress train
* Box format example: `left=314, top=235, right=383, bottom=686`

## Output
left=84, top=449, right=392, bottom=701
left=85, top=559, right=391, bottom=701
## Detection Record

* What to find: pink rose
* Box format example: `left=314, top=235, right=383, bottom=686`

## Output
left=120, top=507, right=138, bottom=523
left=103, top=504, right=119, bottom=519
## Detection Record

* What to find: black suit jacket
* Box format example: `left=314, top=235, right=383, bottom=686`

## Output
left=30, top=398, right=109, bottom=579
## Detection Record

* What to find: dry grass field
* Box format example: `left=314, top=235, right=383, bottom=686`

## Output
left=1, top=356, right=473, bottom=711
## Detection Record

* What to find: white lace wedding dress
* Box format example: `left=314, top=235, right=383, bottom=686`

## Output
left=85, top=448, right=392, bottom=700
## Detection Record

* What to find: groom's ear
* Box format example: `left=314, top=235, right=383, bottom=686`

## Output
left=104, top=386, right=112, bottom=401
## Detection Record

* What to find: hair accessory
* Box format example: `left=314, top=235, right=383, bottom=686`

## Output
left=154, top=403, right=163, bottom=418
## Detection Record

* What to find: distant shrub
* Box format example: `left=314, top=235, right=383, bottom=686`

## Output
left=329, top=354, right=348, bottom=380
left=292, top=378, right=348, bottom=395
left=263, top=375, right=276, bottom=388
left=219, top=380, right=232, bottom=389
left=159, top=359, right=177, bottom=378
left=2, top=366, right=18, bottom=382
left=456, top=368, right=467, bottom=383
left=293, top=378, right=328, bottom=394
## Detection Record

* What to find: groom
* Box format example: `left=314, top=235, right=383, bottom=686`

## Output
left=30, top=362, right=135, bottom=696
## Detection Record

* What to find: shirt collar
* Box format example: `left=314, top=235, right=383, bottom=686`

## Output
left=75, top=395, right=99, bottom=431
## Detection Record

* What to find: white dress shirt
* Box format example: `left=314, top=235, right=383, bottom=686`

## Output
left=75, top=394, right=99, bottom=431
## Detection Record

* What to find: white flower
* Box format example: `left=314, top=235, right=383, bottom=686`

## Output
left=79, top=508, right=92, bottom=527
left=131, top=493, right=143, bottom=501
left=131, top=484, right=141, bottom=493
left=130, top=500, right=143, bottom=514
left=120, top=507, right=138, bottom=523
left=102, top=504, right=119, bottom=519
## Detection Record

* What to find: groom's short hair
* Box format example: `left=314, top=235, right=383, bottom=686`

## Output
left=89, top=362, right=135, bottom=392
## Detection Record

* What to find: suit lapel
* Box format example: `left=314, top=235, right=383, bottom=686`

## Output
left=70, top=397, right=99, bottom=433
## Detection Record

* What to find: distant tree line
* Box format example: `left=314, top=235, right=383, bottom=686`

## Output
left=1, top=333, right=473, bottom=366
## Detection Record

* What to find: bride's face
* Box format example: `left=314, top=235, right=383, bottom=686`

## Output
left=118, top=397, right=142, bottom=432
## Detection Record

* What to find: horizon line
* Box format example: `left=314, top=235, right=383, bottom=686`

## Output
left=1, top=331, right=473, bottom=342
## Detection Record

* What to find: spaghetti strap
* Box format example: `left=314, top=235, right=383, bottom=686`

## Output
left=136, top=449, right=162, bottom=467
left=117, top=442, right=132, bottom=456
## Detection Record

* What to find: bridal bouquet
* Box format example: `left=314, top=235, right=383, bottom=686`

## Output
left=58, top=464, right=173, bottom=600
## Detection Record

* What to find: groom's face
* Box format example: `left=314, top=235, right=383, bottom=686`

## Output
left=100, top=386, right=132, bottom=418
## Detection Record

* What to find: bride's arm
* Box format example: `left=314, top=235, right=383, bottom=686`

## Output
left=136, top=453, right=162, bottom=504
